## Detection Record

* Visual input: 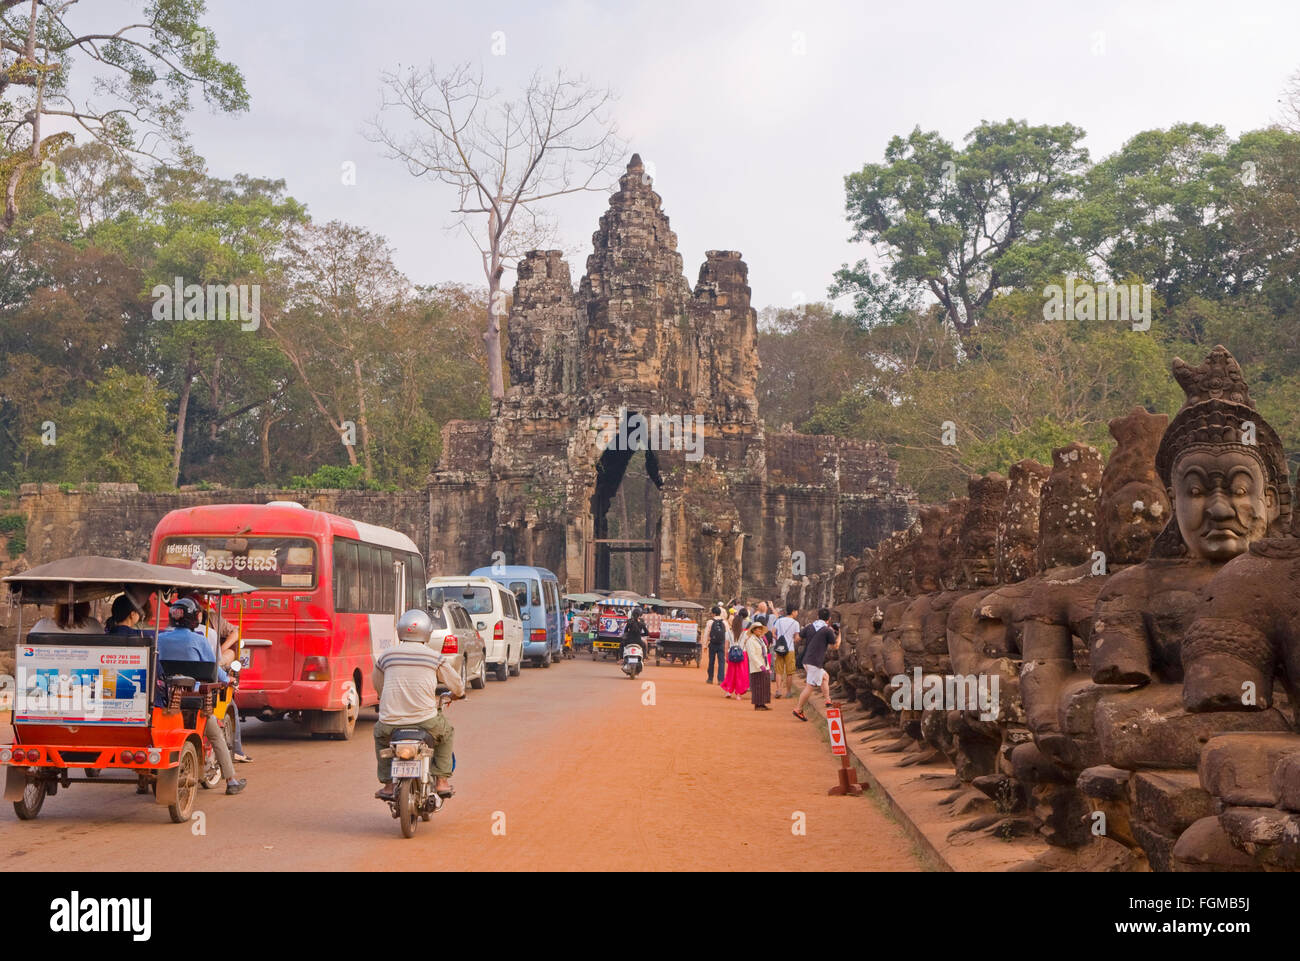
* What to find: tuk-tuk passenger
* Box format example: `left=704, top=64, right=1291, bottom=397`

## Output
left=32, top=601, right=103, bottom=634
left=158, top=597, right=246, bottom=795
left=106, top=593, right=147, bottom=635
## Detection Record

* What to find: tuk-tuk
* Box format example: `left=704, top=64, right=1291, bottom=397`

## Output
left=2, top=556, right=254, bottom=823
left=563, top=593, right=601, bottom=655
left=591, top=596, right=635, bottom=659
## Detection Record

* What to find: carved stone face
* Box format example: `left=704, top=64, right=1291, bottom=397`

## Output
left=1171, top=450, right=1277, bottom=562
left=1102, top=480, right=1168, bottom=566
left=961, top=530, right=999, bottom=587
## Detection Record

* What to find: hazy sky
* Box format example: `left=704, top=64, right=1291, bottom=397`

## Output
left=175, top=0, right=1300, bottom=312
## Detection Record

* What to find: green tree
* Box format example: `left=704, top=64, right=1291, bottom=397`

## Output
left=57, top=368, right=173, bottom=490
left=836, top=120, right=1089, bottom=340
left=0, top=0, right=248, bottom=233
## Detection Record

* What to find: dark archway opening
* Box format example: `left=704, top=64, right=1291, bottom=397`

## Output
left=591, top=412, right=664, bottom=592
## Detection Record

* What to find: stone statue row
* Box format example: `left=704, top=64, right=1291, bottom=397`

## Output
left=827, top=345, right=1300, bottom=871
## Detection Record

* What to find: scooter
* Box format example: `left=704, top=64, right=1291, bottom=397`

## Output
left=621, top=642, right=644, bottom=679
left=379, top=693, right=454, bottom=838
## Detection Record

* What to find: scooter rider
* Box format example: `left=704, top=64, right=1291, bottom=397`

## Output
left=621, top=606, right=647, bottom=660
left=372, top=609, right=465, bottom=802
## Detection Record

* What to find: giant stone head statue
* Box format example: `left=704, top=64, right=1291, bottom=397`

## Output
left=1152, top=346, right=1289, bottom=561
left=996, top=458, right=1050, bottom=583
left=1099, top=407, right=1170, bottom=566
left=958, top=475, right=1009, bottom=589
left=1036, top=442, right=1104, bottom=570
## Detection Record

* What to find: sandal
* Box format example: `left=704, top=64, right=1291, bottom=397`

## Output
left=792, top=710, right=807, bottom=721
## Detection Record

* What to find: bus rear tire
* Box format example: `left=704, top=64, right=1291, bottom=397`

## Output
left=309, top=680, right=359, bottom=741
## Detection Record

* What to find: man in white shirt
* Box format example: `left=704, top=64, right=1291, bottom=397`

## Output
left=372, top=609, right=465, bottom=801
left=770, top=607, right=801, bottom=699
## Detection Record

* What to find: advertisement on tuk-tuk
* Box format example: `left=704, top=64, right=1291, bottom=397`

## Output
left=14, top=644, right=151, bottom=726
left=658, top=619, right=698, bottom=645
left=597, top=614, right=627, bottom=635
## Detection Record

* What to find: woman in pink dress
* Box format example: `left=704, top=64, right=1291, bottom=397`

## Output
left=720, top=608, right=750, bottom=699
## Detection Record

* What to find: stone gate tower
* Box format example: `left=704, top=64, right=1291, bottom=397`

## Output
left=431, top=155, right=915, bottom=601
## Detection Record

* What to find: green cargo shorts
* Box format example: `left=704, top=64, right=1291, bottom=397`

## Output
left=374, top=713, right=454, bottom=781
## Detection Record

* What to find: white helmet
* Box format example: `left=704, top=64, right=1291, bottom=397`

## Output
left=396, top=609, right=434, bottom=645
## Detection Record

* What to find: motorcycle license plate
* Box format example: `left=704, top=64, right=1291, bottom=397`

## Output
left=391, top=759, right=423, bottom=779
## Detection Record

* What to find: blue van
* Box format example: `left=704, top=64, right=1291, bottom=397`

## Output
left=470, top=565, right=564, bottom=667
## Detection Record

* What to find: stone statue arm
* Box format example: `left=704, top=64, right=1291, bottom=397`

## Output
left=1089, top=569, right=1151, bottom=685
left=882, top=625, right=905, bottom=680
left=945, top=594, right=985, bottom=678
left=1182, top=552, right=1282, bottom=713
left=1020, top=617, right=1074, bottom=738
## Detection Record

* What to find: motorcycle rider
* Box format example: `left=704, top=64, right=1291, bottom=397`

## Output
left=157, top=596, right=246, bottom=795
left=372, top=609, right=465, bottom=802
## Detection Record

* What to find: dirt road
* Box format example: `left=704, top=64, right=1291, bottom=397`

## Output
left=1, top=655, right=924, bottom=871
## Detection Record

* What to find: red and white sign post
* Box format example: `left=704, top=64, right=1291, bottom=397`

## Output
left=825, top=704, right=864, bottom=796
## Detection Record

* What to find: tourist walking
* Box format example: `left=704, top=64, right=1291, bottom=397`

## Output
left=744, top=623, right=771, bottom=710
left=792, top=608, right=839, bottom=721
left=720, top=613, right=750, bottom=700
left=703, top=606, right=731, bottom=684
left=770, top=606, right=800, bottom=699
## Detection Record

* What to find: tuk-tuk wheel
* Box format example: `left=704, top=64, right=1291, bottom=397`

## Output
left=13, top=777, right=47, bottom=820
left=168, top=742, right=200, bottom=824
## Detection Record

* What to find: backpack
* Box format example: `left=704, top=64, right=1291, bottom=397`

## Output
left=727, top=642, right=745, bottom=664
left=708, top=618, right=727, bottom=646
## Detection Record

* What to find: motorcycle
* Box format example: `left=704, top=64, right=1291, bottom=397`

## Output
left=621, top=642, right=644, bottom=679
left=379, top=693, right=454, bottom=838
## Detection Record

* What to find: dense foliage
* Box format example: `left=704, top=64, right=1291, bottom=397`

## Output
left=762, top=113, right=1300, bottom=502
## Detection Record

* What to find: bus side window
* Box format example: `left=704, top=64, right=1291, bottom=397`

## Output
left=334, top=539, right=359, bottom=613
left=509, top=581, right=528, bottom=611
left=531, top=579, right=541, bottom=607
left=379, top=548, right=394, bottom=614
left=406, top=553, right=425, bottom=611
left=357, top=544, right=375, bottom=613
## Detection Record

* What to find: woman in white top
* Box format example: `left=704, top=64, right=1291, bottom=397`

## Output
left=743, top=624, right=772, bottom=710
left=31, top=601, right=103, bottom=634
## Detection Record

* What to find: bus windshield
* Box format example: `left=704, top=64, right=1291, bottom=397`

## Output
left=427, top=585, right=493, bottom=615
left=159, top=536, right=317, bottom=590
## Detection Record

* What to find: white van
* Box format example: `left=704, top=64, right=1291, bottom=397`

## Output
left=426, top=576, right=525, bottom=681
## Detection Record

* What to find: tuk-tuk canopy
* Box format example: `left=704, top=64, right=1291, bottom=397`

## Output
left=600, top=596, right=637, bottom=608
left=664, top=599, right=705, bottom=610
left=563, top=593, right=603, bottom=605
left=4, top=555, right=256, bottom=606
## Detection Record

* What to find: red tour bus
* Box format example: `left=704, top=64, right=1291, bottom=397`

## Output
left=149, top=502, right=426, bottom=740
